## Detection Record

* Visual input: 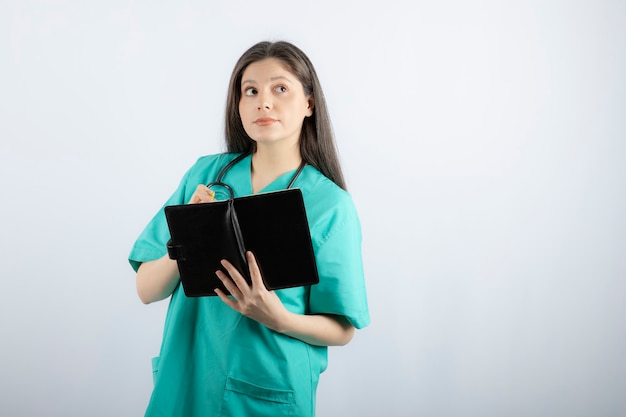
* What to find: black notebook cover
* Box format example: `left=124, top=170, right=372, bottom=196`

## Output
left=164, top=188, right=319, bottom=297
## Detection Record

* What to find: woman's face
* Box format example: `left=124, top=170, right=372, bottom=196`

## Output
left=238, top=58, right=313, bottom=149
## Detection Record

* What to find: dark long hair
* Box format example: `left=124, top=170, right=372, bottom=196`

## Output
left=224, top=41, right=347, bottom=190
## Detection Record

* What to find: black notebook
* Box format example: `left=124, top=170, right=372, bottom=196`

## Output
left=164, top=188, right=319, bottom=297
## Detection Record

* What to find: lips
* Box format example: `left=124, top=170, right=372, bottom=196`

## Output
left=254, top=117, right=278, bottom=126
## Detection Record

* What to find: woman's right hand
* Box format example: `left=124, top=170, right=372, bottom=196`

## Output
left=189, top=185, right=216, bottom=204
left=137, top=183, right=216, bottom=304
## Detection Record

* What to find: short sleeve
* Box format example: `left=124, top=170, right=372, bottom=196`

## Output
left=128, top=168, right=193, bottom=272
left=128, top=153, right=240, bottom=272
left=308, top=200, right=370, bottom=329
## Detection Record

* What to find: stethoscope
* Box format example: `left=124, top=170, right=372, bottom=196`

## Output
left=206, top=151, right=306, bottom=199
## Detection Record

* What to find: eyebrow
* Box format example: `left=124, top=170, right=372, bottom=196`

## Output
left=241, top=76, right=293, bottom=85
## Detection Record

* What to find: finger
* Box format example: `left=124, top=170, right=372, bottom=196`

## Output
left=246, top=251, right=266, bottom=291
left=214, top=287, right=238, bottom=309
left=190, top=185, right=216, bottom=204
left=199, top=185, right=216, bottom=201
left=215, top=269, right=243, bottom=300
left=220, top=259, right=251, bottom=294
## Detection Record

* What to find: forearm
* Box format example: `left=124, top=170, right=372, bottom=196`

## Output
left=277, top=313, right=355, bottom=347
left=136, top=255, right=180, bottom=304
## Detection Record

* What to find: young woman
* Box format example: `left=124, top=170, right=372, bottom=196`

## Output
left=129, top=41, right=370, bottom=417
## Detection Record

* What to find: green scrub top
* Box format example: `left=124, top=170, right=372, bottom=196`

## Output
left=129, top=153, right=370, bottom=417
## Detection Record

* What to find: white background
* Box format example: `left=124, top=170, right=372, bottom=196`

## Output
left=1, top=1, right=625, bottom=416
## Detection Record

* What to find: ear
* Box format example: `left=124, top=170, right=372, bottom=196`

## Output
left=306, top=97, right=315, bottom=117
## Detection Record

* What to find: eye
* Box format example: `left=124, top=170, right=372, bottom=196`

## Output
left=274, top=85, right=287, bottom=93
left=244, top=87, right=257, bottom=96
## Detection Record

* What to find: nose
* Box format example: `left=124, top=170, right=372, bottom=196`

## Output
left=257, top=91, right=272, bottom=110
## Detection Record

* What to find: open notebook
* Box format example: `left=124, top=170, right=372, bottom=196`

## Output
left=164, top=188, right=319, bottom=297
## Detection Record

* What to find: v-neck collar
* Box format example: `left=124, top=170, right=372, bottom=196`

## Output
left=225, top=153, right=302, bottom=197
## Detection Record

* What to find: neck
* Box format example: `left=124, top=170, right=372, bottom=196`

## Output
left=250, top=143, right=302, bottom=193
left=252, top=143, right=302, bottom=174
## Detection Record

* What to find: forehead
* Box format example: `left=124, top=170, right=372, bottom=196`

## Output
left=241, top=58, right=295, bottom=83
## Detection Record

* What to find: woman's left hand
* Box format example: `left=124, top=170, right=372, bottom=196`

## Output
left=215, top=251, right=289, bottom=332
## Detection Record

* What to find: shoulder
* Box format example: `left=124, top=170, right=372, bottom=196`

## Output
left=188, top=153, right=241, bottom=174
left=181, top=152, right=243, bottom=183
left=298, top=166, right=360, bottom=244
left=300, top=166, right=355, bottom=210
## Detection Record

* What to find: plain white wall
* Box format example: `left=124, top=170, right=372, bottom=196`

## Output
left=1, top=1, right=624, bottom=416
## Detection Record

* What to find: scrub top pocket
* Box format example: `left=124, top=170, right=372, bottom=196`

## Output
left=219, top=376, right=295, bottom=417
